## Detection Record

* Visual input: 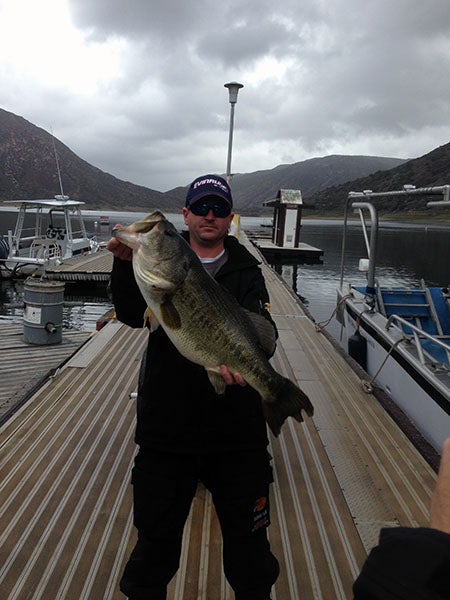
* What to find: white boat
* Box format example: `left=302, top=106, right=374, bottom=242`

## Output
left=0, top=195, right=99, bottom=277
left=336, top=184, right=450, bottom=453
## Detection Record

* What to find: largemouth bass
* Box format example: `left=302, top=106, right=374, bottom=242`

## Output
left=113, top=211, right=313, bottom=436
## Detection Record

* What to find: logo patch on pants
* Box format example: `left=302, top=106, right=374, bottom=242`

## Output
left=252, top=496, right=269, bottom=532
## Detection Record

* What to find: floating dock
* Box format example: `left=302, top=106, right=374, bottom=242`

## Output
left=0, top=233, right=438, bottom=600
left=245, top=227, right=323, bottom=262
left=250, top=237, right=323, bottom=261
left=0, top=323, right=92, bottom=424
left=45, top=249, right=113, bottom=283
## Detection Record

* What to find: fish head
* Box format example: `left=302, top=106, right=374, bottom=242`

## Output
left=113, top=210, right=191, bottom=291
left=112, top=210, right=167, bottom=250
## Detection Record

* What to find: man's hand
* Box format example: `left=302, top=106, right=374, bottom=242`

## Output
left=220, top=365, right=247, bottom=387
left=107, top=226, right=133, bottom=261
left=430, top=437, right=450, bottom=535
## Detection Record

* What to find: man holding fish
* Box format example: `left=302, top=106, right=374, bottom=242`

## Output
left=108, top=174, right=313, bottom=600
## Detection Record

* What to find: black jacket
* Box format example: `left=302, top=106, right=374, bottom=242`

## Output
left=353, top=527, right=450, bottom=599
left=110, top=232, right=276, bottom=454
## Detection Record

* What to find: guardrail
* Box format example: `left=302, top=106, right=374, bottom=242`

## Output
left=386, top=314, right=450, bottom=366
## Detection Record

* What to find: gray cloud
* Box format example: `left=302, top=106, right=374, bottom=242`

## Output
left=2, top=0, right=450, bottom=191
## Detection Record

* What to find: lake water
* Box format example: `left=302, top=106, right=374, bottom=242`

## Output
left=1, top=208, right=450, bottom=342
left=269, top=219, right=450, bottom=339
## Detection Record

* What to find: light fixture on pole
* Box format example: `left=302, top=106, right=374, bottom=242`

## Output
left=224, top=81, right=243, bottom=182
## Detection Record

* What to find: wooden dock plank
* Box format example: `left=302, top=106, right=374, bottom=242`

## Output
left=0, top=323, right=92, bottom=422
left=0, top=322, right=146, bottom=600
left=45, top=249, right=113, bottom=282
left=0, top=234, right=438, bottom=600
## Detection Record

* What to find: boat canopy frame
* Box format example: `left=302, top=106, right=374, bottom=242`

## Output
left=339, top=184, right=450, bottom=294
left=1, top=197, right=97, bottom=275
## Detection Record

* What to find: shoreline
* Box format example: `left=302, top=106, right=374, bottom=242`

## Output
left=1, top=206, right=450, bottom=231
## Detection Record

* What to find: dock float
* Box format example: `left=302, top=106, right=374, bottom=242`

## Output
left=245, top=228, right=323, bottom=262
left=0, top=234, right=438, bottom=600
left=45, top=250, right=113, bottom=283
left=250, top=238, right=323, bottom=261
left=0, top=323, right=92, bottom=424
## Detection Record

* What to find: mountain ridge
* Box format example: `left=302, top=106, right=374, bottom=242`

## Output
left=2, top=107, right=447, bottom=216
left=0, top=109, right=179, bottom=212
left=308, top=141, right=450, bottom=214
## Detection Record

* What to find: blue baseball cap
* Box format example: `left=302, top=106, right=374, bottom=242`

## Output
left=185, top=175, right=233, bottom=208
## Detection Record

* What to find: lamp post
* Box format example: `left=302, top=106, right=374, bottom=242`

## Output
left=224, top=81, right=243, bottom=183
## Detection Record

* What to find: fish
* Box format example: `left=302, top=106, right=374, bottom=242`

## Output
left=112, top=210, right=314, bottom=436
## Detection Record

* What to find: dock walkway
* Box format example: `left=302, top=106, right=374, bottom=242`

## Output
left=0, top=234, right=438, bottom=600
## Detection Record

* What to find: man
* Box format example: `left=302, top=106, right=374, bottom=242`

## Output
left=107, top=174, right=280, bottom=600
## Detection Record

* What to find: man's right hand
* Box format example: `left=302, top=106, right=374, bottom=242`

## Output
left=107, top=226, right=133, bottom=261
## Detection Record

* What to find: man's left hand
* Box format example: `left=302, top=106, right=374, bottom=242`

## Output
left=220, top=365, right=247, bottom=387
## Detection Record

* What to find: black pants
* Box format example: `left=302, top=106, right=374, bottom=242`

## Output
left=120, top=449, right=280, bottom=600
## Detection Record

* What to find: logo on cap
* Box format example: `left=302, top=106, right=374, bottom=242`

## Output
left=186, top=174, right=233, bottom=207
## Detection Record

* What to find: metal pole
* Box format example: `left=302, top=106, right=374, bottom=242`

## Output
left=224, top=82, right=243, bottom=183
left=226, top=102, right=236, bottom=182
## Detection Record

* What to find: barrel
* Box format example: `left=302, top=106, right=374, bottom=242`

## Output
left=23, top=278, right=65, bottom=345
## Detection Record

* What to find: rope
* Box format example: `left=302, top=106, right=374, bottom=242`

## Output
left=312, top=292, right=409, bottom=395
left=314, top=293, right=354, bottom=332
left=361, top=337, right=407, bottom=394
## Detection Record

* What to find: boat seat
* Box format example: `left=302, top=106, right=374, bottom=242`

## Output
left=382, top=288, right=450, bottom=367
left=354, top=285, right=450, bottom=367
left=376, top=289, right=434, bottom=331
left=421, top=341, right=450, bottom=368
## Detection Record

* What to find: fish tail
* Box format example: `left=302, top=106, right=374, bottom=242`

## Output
left=263, top=378, right=314, bottom=437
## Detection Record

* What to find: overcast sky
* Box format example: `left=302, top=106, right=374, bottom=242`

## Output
left=1, top=0, right=450, bottom=192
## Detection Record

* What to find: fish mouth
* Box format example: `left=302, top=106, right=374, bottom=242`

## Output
left=112, top=211, right=166, bottom=248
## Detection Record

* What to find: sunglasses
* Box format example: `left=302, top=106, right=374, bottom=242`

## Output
left=189, top=201, right=231, bottom=218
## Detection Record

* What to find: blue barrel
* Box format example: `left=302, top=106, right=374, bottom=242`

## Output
left=23, top=278, right=65, bottom=345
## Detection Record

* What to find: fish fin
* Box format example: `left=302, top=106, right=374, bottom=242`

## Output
left=246, top=311, right=277, bottom=356
left=160, top=297, right=182, bottom=329
left=263, top=378, right=314, bottom=437
left=206, top=369, right=227, bottom=395
left=143, top=307, right=160, bottom=331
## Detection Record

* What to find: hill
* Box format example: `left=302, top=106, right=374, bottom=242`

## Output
left=226, top=155, right=407, bottom=213
left=308, top=141, right=450, bottom=215
left=166, top=155, right=407, bottom=214
left=0, top=108, right=179, bottom=211
left=0, top=107, right=416, bottom=215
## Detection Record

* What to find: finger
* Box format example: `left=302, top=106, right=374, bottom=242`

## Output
left=219, top=365, right=246, bottom=387
left=107, top=237, right=133, bottom=261
left=106, top=237, right=120, bottom=252
left=118, top=245, right=133, bottom=260
left=430, top=438, right=450, bottom=534
left=219, top=364, right=234, bottom=385
left=232, top=371, right=246, bottom=386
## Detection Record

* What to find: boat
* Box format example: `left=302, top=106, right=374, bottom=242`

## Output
left=0, top=195, right=99, bottom=277
left=336, top=184, right=450, bottom=453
